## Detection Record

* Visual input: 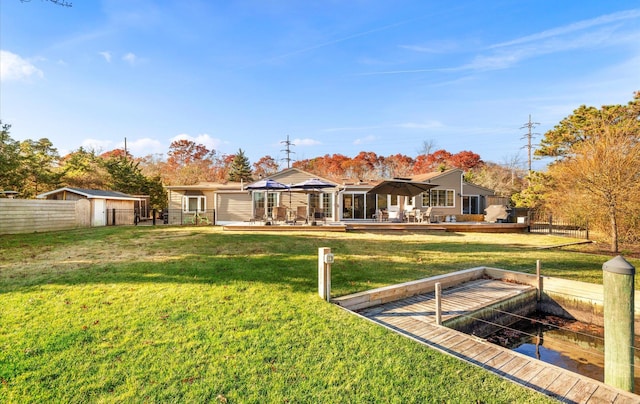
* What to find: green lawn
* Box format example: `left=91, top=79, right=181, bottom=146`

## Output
left=1, top=226, right=636, bottom=403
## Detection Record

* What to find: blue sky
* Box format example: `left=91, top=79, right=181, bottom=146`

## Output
left=1, top=1, right=639, bottom=171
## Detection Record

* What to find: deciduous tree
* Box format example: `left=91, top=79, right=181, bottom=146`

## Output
left=538, top=92, right=640, bottom=252
left=253, top=155, right=279, bottom=179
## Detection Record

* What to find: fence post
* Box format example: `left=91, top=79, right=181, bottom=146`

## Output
left=435, top=282, right=442, bottom=325
left=152, top=209, right=156, bottom=226
left=586, top=219, right=589, bottom=240
left=112, top=208, right=116, bottom=226
left=603, top=255, right=635, bottom=392
left=548, top=213, right=553, bottom=235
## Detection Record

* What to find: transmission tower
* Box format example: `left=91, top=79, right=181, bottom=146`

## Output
left=520, top=115, right=539, bottom=172
left=280, top=135, right=295, bottom=168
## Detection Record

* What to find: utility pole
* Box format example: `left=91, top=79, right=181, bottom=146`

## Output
left=280, top=135, right=295, bottom=169
left=520, top=115, right=539, bottom=172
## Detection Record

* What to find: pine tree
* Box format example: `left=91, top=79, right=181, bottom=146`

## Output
left=228, top=149, right=253, bottom=182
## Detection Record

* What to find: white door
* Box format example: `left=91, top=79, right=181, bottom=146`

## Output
left=93, top=199, right=106, bottom=226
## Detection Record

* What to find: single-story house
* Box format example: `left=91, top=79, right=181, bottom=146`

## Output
left=37, top=187, right=143, bottom=226
left=165, top=168, right=496, bottom=225
left=339, top=169, right=495, bottom=221
left=165, top=168, right=341, bottom=225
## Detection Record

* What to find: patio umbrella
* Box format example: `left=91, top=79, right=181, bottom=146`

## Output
left=367, top=179, right=437, bottom=222
left=289, top=178, right=337, bottom=224
left=289, top=178, right=336, bottom=191
left=367, top=179, right=437, bottom=197
left=245, top=178, right=289, bottom=220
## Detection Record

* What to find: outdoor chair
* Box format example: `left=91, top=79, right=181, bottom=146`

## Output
left=295, top=206, right=307, bottom=224
left=273, top=206, right=287, bottom=224
left=313, top=208, right=326, bottom=225
left=421, top=207, right=433, bottom=223
left=250, top=207, right=265, bottom=224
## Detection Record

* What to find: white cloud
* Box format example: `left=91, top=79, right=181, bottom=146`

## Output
left=292, top=138, right=321, bottom=146
left=170, top=133, right=223, bottom=152
left=353, top=135, right=377, bottom=145
left=118, top=137, right=164, bottom=155
left=99, top=51, right=112, bottom=63
left=81, top=138, right=113, bottom=153
left=123, top=52, right=138, bottom=65
left=0, top=50, right=44, bottom=81
left=489, top=9, right=640, bottom=49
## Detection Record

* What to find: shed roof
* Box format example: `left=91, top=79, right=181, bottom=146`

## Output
left=36, top=187, right=141, bottom=201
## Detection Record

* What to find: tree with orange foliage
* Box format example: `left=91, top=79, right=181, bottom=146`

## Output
left=253, top=155, right=280, bottom=178
left=163, top=139, right=218, bottom=185
left=449, top=150, right=483, bottom=170
left=383, top=154, right=414, bottom=178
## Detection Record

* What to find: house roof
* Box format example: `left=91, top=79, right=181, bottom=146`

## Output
left=36, top=187, right=141, bottom=201
left=410, top=168, right=463, bottom=183
left=164, top=181, right=244, bottom=191
left=164, top=168, right=340, bottom=191
left=270, top=167, right=340, bottom=186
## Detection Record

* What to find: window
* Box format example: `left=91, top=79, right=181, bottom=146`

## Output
left=253, top=191, right=278, bottom=216
left=427, top=190, right=455, bottom=207
left=183, top=196, right=206, bottom=212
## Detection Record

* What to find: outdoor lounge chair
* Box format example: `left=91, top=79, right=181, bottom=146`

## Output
left=421, top=207, right=433, bottom=223
left=295, top=206, right=307, bottom=224
left=313, top=208, right=326, bottom=225
left=273, top=206, right=288, bottom=224
left=250, top=207, right=265, bottom=224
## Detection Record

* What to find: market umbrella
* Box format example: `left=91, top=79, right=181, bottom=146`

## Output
left=367, top=178, right=437, bottom=197
left=289, top=178, right=337, bottom=191
left=245, top=179, right=289, bottom=219
left=289, top=178, right=337, bottom=223
left=367, top=178, right=438, bottom=222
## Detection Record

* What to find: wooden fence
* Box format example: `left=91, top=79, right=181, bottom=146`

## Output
left=0, top=199, right=91, bottom=235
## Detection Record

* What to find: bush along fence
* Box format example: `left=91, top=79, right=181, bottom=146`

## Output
left=528, top=210, right=589, bottom=239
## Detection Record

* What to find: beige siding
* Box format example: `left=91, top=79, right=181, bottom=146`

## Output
left=463, top=183, right=494, bottom=196
left=419, top=170, right=463, bottom=216
left=0, top=199, right=91, bottom=235
left=167, top=189, right=216, bottom=224
left=105, top=200, right=136, bottom=225
left=216, top=192, right=252, bottom=222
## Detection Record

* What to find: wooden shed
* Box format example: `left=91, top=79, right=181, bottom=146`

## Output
left=37, top=187, right=142, bottom=226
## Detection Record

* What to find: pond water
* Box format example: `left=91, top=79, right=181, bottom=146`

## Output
left=485, top=313, right=640, bottom=392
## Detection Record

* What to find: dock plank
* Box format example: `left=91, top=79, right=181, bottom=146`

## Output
left=349, top=277, right=640, bottom=404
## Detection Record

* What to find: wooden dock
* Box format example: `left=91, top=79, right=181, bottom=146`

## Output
left=351, top=279, right=639, bottom=403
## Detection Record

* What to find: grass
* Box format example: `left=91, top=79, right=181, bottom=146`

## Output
left=1, top=226, right=637, bottom=403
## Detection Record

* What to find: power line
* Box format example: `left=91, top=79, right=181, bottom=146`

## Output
left=280, top=135, right=295, bottom=168
left=520, top=115, right=540, bottom=172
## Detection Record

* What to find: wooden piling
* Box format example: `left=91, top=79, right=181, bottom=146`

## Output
left=603, top=255, right=635, bottom=392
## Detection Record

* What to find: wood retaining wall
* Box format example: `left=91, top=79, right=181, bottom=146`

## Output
left=334, top=266, right=640, bottom=333
left=0, top=199, right=91, bottom=235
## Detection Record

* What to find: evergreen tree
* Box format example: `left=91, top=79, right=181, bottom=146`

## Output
left=227, top=149, right=253, bottom=182
left=0, top=122, right=22, bottom=193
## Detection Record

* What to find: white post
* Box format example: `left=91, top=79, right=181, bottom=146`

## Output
left=318, top=247, right=331, bottom=300
left=435, top=282, right=442, bottom=325
left=536, top=260, right=542, bottom=302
